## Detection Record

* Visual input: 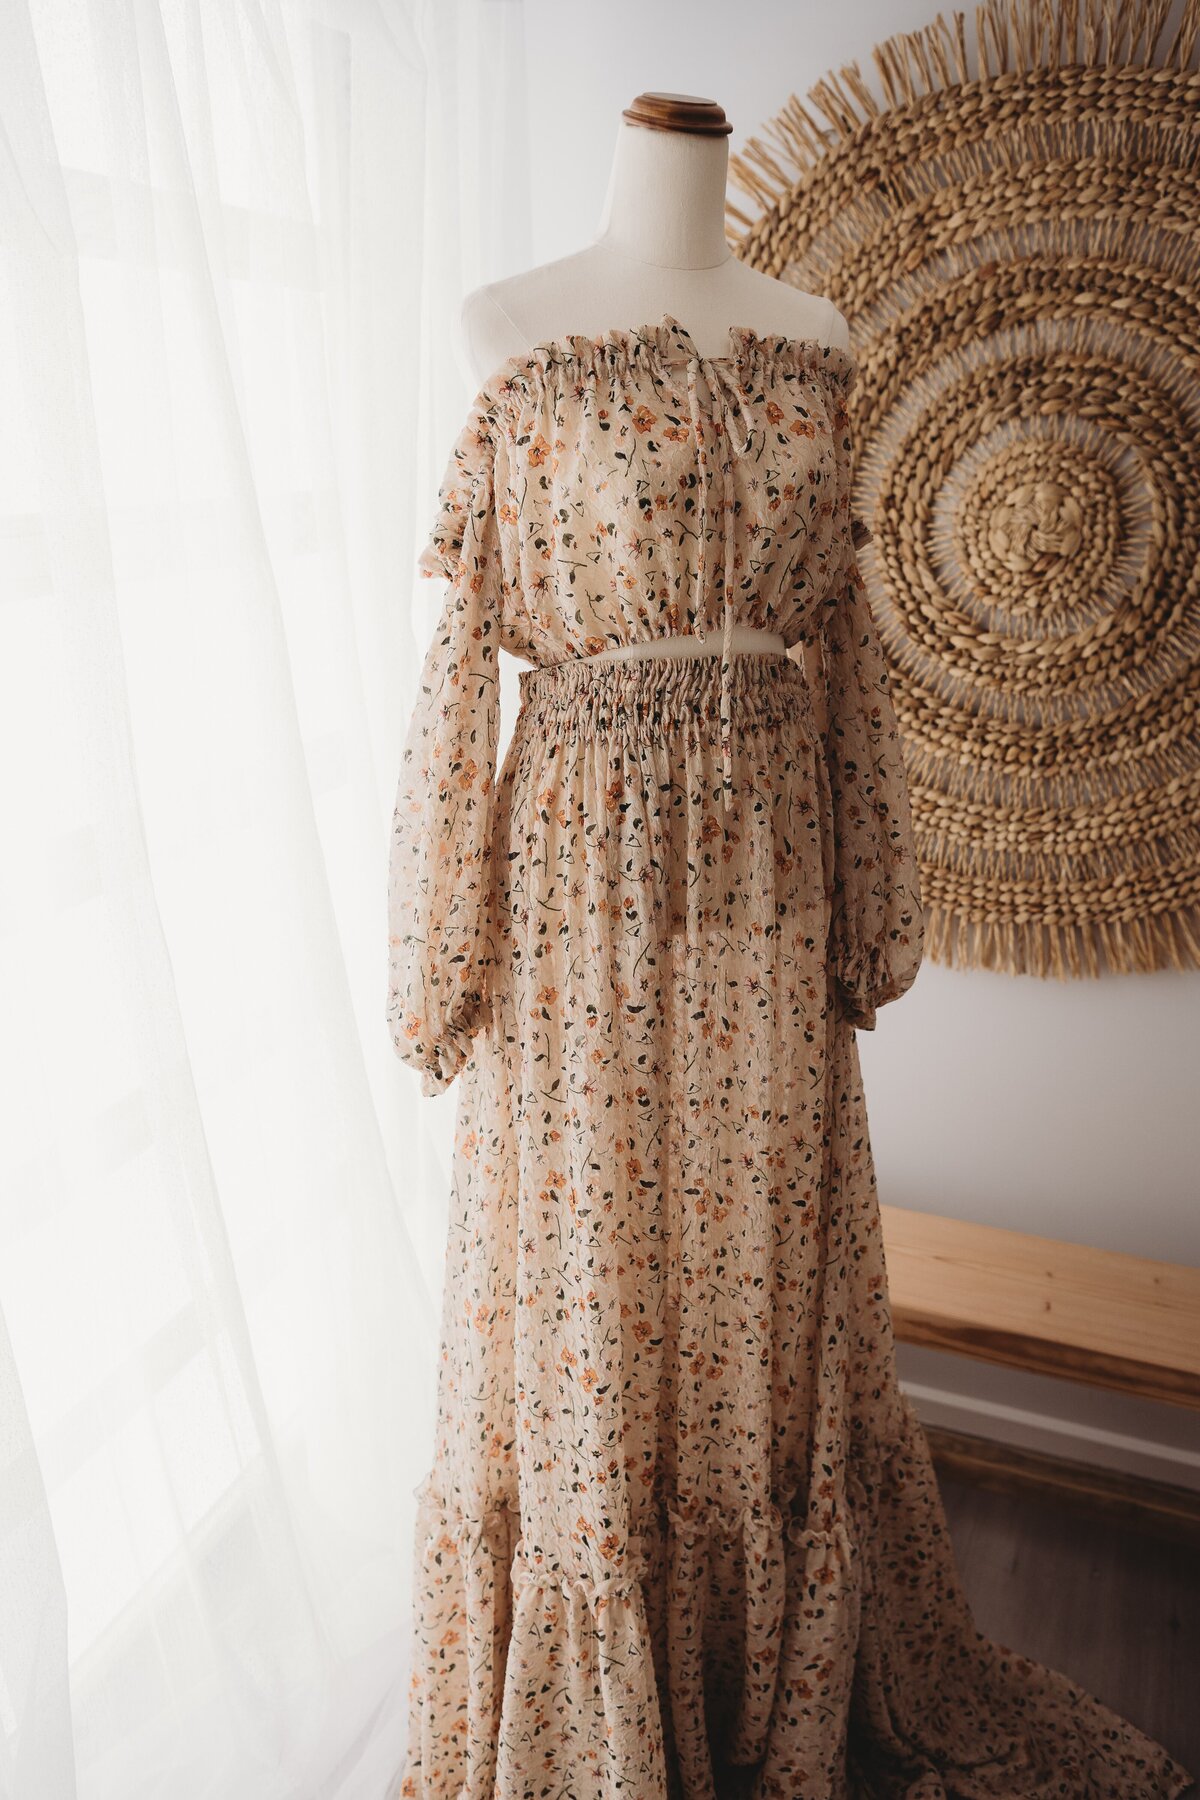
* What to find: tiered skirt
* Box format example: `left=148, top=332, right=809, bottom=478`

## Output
left=398, top=652, right=1192, bottom=1800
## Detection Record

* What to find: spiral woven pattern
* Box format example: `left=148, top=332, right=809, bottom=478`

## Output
left=727, top=0, right=1200, bottom=977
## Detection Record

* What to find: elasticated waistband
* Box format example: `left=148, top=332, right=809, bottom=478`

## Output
left=514, top=651, right=814, bottom=747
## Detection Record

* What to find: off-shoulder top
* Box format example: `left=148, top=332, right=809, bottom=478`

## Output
left=389, top=311, right=923, bottom=1091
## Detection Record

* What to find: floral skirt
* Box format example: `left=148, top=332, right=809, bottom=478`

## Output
left=397, top=652, right=1192, bottom=1800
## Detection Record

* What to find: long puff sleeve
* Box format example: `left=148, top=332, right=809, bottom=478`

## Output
left=813, top=388, right=924, bottom=1031
left=388, top=398, right=505, bottom=1096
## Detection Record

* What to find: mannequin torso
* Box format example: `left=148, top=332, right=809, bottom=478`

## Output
left=457, top=111, right=850, bottom=670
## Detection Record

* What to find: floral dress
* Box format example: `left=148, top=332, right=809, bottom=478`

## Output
left=387, top=314, right=1192, bottom=1800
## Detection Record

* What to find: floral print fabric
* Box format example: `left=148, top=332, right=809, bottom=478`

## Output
left=387, top=316, right=1192, bottom=1800
left=389, top=312, right=920, bottom=1095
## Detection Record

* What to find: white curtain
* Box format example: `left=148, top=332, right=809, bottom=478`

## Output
left=0, top=2, right=530, bottom=1795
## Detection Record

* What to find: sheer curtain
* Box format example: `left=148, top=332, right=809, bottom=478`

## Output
left=0, top=2, right=530, bottom=1795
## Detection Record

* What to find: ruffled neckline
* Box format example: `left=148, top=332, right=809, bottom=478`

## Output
left=481, top=309, right=857, bottom=396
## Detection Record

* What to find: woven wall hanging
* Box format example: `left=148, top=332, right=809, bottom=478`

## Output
left=726, top=0, right=1200, bottom=979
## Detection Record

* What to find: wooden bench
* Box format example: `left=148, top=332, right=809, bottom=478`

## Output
left=879, top=1204, right=1200, bottom=1540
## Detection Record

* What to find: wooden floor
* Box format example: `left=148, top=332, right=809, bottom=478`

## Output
left=937, top=1467, right=1199, bottom=1788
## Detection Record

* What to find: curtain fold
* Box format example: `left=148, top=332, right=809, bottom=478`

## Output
left=0, top=1, right=530, bottom=1794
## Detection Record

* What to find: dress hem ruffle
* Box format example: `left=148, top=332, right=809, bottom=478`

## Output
left=398, top=1390, right=1195, bottom=1800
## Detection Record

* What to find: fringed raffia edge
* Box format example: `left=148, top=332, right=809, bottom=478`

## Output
left=923, top=902, right=1200, bottom=980
left=726, top=0, right=1200, bottom=985
left=724, top=0, right=1200, bottom=243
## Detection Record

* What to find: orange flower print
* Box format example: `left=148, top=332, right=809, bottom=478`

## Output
left=386, top=326, right=1138, bottom=1800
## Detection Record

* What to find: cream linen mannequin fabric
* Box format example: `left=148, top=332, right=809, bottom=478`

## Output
left=386, top=315, right=1192, bottom=1800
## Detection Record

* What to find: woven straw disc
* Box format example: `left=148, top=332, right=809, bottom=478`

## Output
left=727, top=0, right=1200, bottom=978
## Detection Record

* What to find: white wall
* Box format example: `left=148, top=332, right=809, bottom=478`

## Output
left=514, top=0, right=1200, bottom=1486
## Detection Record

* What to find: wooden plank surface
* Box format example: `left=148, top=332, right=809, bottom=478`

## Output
left=933, top=1455, right=1198, bottom=1781
left=923, top=1423, right=1200, bottom=1547
left=879, top=1203, right=1200, bottom=1409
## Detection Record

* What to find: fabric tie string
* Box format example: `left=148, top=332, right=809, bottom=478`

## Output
left=683, top=352, right=756, bottom=811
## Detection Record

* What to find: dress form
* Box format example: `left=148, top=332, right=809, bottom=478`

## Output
left=457, top=95, right=850, bottom=669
